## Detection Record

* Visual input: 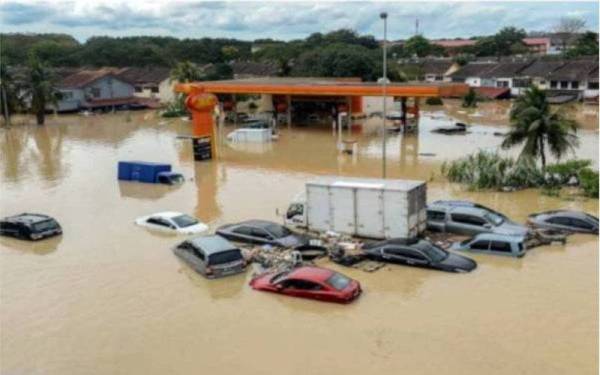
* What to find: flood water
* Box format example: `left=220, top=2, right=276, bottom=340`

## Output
left=1, top=104, right=598, bottom=375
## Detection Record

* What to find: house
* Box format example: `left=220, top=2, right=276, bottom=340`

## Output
left=449, top=62, right=497, bottom=87
left=513, top=60, right=567, bottom=94
left=231, top=61, right=280, bottom=79
left=547, top=59, right=599, bottom=97
left=421, top=60, right=460, bottom=81
left=116, top=67, right=173, bottom=103
left=584, top=66, right=599, bottom=101
left=522, top=38, right=551, bottom=55
left=479, top=61, right=534, bottom=95
left=55, top=68, right=135, bottom=112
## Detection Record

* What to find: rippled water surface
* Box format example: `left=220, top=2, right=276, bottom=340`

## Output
left=1, top=105, right=598, bottom=375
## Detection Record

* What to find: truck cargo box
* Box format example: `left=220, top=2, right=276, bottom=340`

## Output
left=118, top=161, right=172, bottom=183
left=286, top=176, right=427, bottom=239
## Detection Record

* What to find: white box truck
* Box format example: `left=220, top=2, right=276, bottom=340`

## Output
left=284, top=176, right=427, bottom=239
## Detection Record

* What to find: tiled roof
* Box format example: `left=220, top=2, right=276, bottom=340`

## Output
left=474, top=87, right=511, bottom=99
left=517, top=60, right=567, bottom=78
left=547, top=60, right=599, bottom=81
left=450, top=63, right=497, bottom=79
left=522, top=37, right=550, bottom=46
left=116, top=67, right=170, bottom=85
left=480, top=61, right=533, bottom=78
left=58, top=68, right=127, bottom=89
left=432, top=39, right=477, bottom=48
left=421, top=60, right=454, bottom=75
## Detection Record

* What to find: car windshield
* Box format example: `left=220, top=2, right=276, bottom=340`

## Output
left=484, top=212, right=504, bottom=226
left=585, top=214, right=599, bottom=224
left=172, top=214, right=198, bottom=228
left=326, top=273, right=351, bottom=291
left=32, top=219, right=59, bottom=232
left=270, top=271, right=290, bottom=284
left=208, top=250, right=242, bottom=265
left=265, top=223, right=292, bottom=238
left=420, top=243, right=448, bottom=262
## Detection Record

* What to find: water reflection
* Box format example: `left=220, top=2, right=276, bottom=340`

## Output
left=0, top=235, right=62, bottom=256
left=177, top=261, right=246, bottom=300
left=118, top=181, right=180, bottom=200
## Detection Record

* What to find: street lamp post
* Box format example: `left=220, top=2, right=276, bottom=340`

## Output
left=380, top=11, right=388, bottom=179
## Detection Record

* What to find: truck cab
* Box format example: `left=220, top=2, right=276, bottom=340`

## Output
left=284, top=193, right=307, bottom=228
left=156, top=171, right=184, bottom=185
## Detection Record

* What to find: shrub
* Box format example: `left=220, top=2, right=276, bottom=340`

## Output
left=579, top=168, right=599, bottom=198
left=545, top=159, right=591, bottom=185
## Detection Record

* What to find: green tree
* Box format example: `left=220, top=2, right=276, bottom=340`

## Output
left=462, top=88, right=478, bottom=108
left=0, top=62, right=23, bottom=126
left=501, top=87, right=579, bottom=169
left=403, top=35, right=434, bottom=57
left=291, top=43, right=378, bottom=80
left=565, top=31, right=599, bottom=57
left=493, top=27, right=526, bottom=55
left=170, top=61, right=204, bottom=83
left=22, top=54, right=60, bottom=125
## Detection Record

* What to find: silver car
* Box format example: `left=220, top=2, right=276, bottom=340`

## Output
left=173, top=235, right=247, bottom=279
left=451, top=233, right=527, bottom=257
left=427, top=200, right=529, bottom=237
left=528, top=210, right=598, bottom=234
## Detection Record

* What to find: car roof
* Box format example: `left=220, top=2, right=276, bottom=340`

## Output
left=533, top=210, right=598, bottom=221
left=288, top=266, right=334, bottom=282
left=469, top=233, right=525, bottom=242
left=3, top=213, right=53, bottom=224
left=235, top=220, right=279, bottom=228
left=188, top=235, right=238, bottom=254
left=150, top=211, right=185, bottom=219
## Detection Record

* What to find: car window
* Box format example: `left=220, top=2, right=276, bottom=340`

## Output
left=172, top=215, right=198, bottom=228
left=32, top=219, right=59, bottom=232
left=470, top=240, right=490, bottom=250
left=192, top=247, right=205, bottom=260
left=326, top=273, right=351, bottom=291
left=569, top=218, right=594, bottom=230
left=177, top=242, right=193, bottom=251
left=427, top=210, right=446, bottom=221
left=147, top=217, right=170, bottom=227
left=484, top=212, right=504, bottom=226
left=490, top=241, right=512, bottom=253
left=418, top=243, right=448, bottom=262
left=547, top=217, right=571, bottom=226
left=282, top=279, right=322, bottom=290
left=451, top=213, right=486, bottom=226
left=157, top=175, right=169, bottom=183
left=233, top=226, right=253, bottom=236
left=208, top=249, right=242, bottom=265
left=251, top=228, right=272, bottom=239
left=264, top=223, right=292, bottom=238
left=387, top=247, right=427, bottom=261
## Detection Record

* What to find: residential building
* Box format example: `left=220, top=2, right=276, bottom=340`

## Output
left=55, top=68, right=135, bottom=112
left=449, top=62, right=497, bottom=87
left=547, top=59, right=599, bottom=99
left=116, top=67, right=173, bottom=103
left=522, top=38, right=551, bottom=55
left=584, top=66, right=599, bottom=101
left=421, top=60, right=461, bottom=81
left=479, top=61, right=535, bottom=95
left=513, top=60, right=567, bottom=94
left=431, top=39, right=476, bottom=56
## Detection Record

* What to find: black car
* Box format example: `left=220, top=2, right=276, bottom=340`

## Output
left=528, top=210, right=599, bottom=234
left=0, top=213, right=62, bottom=241
left=363, top=238, right=477, bottom=273
left=216, top=220, right=310, bottom=248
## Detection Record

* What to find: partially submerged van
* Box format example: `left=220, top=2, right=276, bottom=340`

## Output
left=173, top=235, right=247, bottom=279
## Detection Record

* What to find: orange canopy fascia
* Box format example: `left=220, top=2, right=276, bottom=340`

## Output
left=175, top=79, right=468, bottom=98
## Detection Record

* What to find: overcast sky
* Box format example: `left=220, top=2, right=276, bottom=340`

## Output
left=1, top=1, right=598, bottom=42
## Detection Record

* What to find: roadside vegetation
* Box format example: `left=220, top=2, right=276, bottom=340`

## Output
left=442, top=87, right=597, bottom=198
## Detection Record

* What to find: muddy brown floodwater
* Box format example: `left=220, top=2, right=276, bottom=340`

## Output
left=1, top=106, right=598, bottom=375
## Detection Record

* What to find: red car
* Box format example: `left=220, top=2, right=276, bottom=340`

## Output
left=249, top=266, right=362, bottom=303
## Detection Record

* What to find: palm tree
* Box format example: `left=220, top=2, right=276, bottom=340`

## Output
left=0, top=61, right=23, bottom=126
left=170, top=61, right=204, bottom=83
left=22, top=54, right=60, bottom=125
left=501, top=86, right=579, bottom=169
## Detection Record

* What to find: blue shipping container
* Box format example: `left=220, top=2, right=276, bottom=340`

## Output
left=118, top=161, right=172, bottom=183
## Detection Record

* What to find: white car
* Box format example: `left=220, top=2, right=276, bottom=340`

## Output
left=135, top=212, right=208, bottom=235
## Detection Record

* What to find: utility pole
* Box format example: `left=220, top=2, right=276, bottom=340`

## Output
left=380, top=11, right=388, bottom=179
left=415, top=18, right=419, bottom=36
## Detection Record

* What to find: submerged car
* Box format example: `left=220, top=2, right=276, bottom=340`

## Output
left=250, top=266, right=361, bottom=303
left=135, top=212, right=208, bottom=235
left=451, top=233, right=527, bottom=258
left=173, top=235, right=247, bottom=279
left=528, top=210, right=598, bottom=234
left=216, top=220, right=310, bottom=248
left=363, top=238, right=477, bottom=273
left=0, top=213, right=62, bottom=241
left=426, top=200, right=529, bottom=237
